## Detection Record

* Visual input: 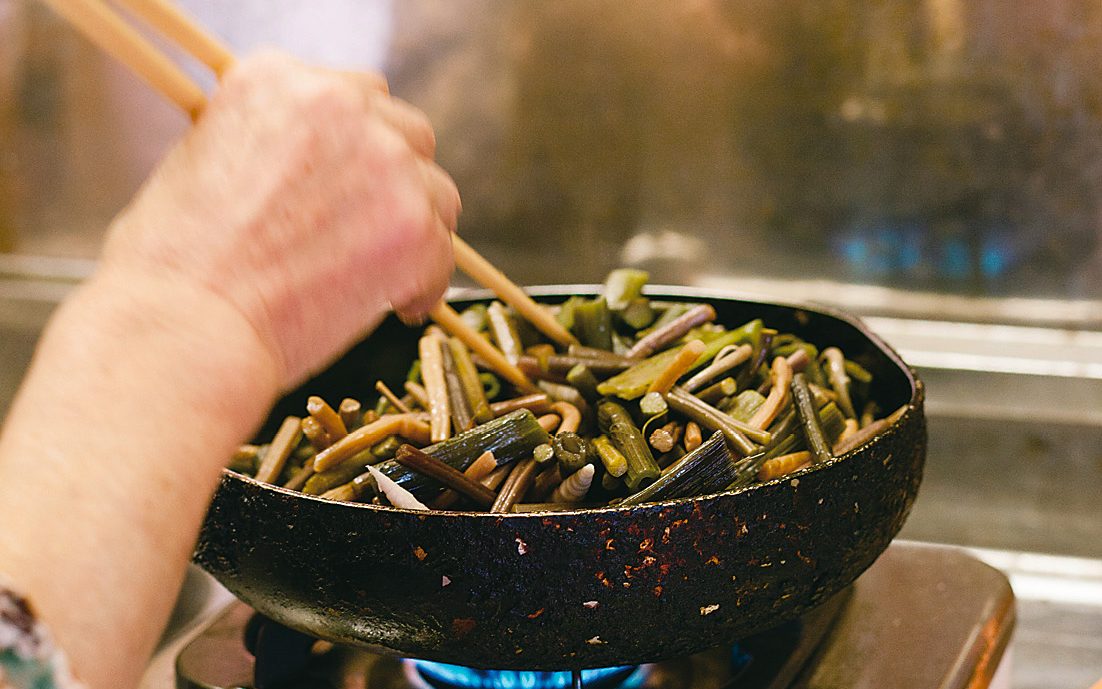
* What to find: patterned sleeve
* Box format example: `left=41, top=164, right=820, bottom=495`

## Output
left=0, top=579, right=86, bottom=689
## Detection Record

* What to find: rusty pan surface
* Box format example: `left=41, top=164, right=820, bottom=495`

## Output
left=195, top=286, right=926, bottom=670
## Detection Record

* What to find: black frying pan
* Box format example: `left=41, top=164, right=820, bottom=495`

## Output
left=195, top=286, right=925, bottom=670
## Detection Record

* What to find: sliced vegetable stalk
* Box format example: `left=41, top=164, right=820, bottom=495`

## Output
left=756, top=451, right=812, bottom=481
left=791, top=373, right=833, bottom=465
left=696, top=376, right=736, bottom=405
left=664, top=387, right=762, bottom=455
left=459, top=303, right=488, bottom=332
left=597, top=324, right=757, bottom=400
left=821, top=347, right=857, bottom=419
left=597, top=399, right=660, bottom=490
left=487, top=301, right=525, bottom=364
left=490, top=457, right=539, bottom=512
left=682, top=344, right=752, bottom=393
left=440, top=340, right=476, bottom=434
left=748, top=357, right=793, bottom=430
left=619, top=298, right=656, bottom=330
left=603, top=268, right=649, bottom=311
left=449, top=337, right=494, bottom=424
left=764, top=402, right=844, bottom=459
left=304, top=447, right=376, bottom=495
left=571, top=297, right=614, bottom=351
left=394, top=444, right=497, bottom=507
left=553, top=431, right=589, bottom=474
left=537, top=381, right=590, bottom=420
left=566, top=364, right=601, bottom=400
left=419, top=331, right=451, bottom=442
left=375, top=409, right=551, bottom=498
left=626, top=303, right=716, bottom=359
left=590, top=435, right=627, bottom=477
left=620, top=431, right=737, bottom=505
left=725, top=389, right=766, bottom=423
left=605, top=269, right=654, bottom=329
left=736, top=326, right=773, bottom=390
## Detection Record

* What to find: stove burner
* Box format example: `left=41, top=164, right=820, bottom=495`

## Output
left=166, top=544, right=1016, bottom=689
left=175, top=590, right=848, bottom=689
left=403, top=661, right=647, bottom=689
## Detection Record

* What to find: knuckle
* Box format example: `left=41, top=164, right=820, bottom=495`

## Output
left=296, top=77, right=361, bottom=123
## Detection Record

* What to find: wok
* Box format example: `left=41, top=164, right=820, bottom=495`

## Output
left=194, top=286, right=926, bottom=670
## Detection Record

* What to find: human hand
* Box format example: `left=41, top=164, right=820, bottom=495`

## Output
left=102, top=50, right=461, bottom=386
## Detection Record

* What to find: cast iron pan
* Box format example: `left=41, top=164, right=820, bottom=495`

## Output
left=195, top=286, right=926, bottom=670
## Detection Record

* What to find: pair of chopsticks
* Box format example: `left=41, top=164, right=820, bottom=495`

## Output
left=38, top=0, right=578, bottom=392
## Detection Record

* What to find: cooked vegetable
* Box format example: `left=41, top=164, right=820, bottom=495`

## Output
left=448, top=337, right=494, bottom=425
left=683, top=421, right=703, bottom=452
left=440, top=340, right=475, bottom=434
left=304, top=448, right=376, bottom=495
left=491, top=457, right=539, bottom=512
left=647, top=339, right=707, bottom=395
left=550, top=464, right=595, bottom=503
left=368, top=465, right=429, bottom=510
left=648, top=421, right=682, bottom=453
left=338, top=398, right=363, bottom=432
left=550, top=401, right=582, bottom=434
left=757, top=451, right=812, bottom=481
left=821, top=347, right=857, bottom=419
left=375, top=380, right=412, bottom=414
left=791, top=373, right=833, bottom=465
left=694, top=376, right=737, bottom=406
left=254, top=416, right=302, bottom=484
left=590, top=435, right=627, bottom=478
left=307, top=395, right=347, bottom=443
left=394, top=444, right=497, bottom=507
left=747, top=357, right=793, bottom=430
left=553, top=431, right=589, bottom=474
left=241, top=269, right=901, bottom=510
left=597, top=400, right=661, bottom=491
left=490, top=393, right=552, bottom=417
left=376, top=409, right=550, bottom=499
left=419, top=330, right=452, bottom=442
left=665, top=387, right=760, bottom=455
left=313, top=414, right=431, bottom=473
left=571, top=297, right=614, bottom=351
left=300, top=416, right=331, bottom=453
left=619, top=431, right=736, bottom=505
left=596, top=328, right=749, bottom=399
left=432, top=450, right=498, bottom=509
left=487, top=301, right=524, bottom=365
left=603, top=268, right=650, bottom=312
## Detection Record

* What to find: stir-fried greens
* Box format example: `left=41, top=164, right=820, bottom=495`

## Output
left=234, top=269, right=905, bottom=511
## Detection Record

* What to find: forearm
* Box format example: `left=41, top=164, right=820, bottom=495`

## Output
left=0, top=265, right=279, bottom=689
left=0, top=50, right=460, bottom=689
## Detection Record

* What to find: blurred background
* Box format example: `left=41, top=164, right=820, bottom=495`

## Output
left=1, top=1, right=1100, bottom=687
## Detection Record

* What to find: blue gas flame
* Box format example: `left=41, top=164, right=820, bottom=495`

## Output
left=408, top=661, right=648, bottom=689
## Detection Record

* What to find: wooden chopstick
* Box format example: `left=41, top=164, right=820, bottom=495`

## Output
left=110, top=0, right=234, bottom=77
left=42, top=0, right=575, bottom=371
left=450, top=236, right=578, bottom=347
left=38, top=0, right=207, bottom=118
left=429, top=303, right=538, bottom=394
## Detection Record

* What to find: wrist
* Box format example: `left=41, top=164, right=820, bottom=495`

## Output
left=55, top=261, right=283, bottom=447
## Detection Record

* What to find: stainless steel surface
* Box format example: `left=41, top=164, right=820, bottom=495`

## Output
left=3, top=0, right=1102, bottom=304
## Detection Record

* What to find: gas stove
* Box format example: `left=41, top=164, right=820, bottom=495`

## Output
left=140, top=542, right=1014, bottom=689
